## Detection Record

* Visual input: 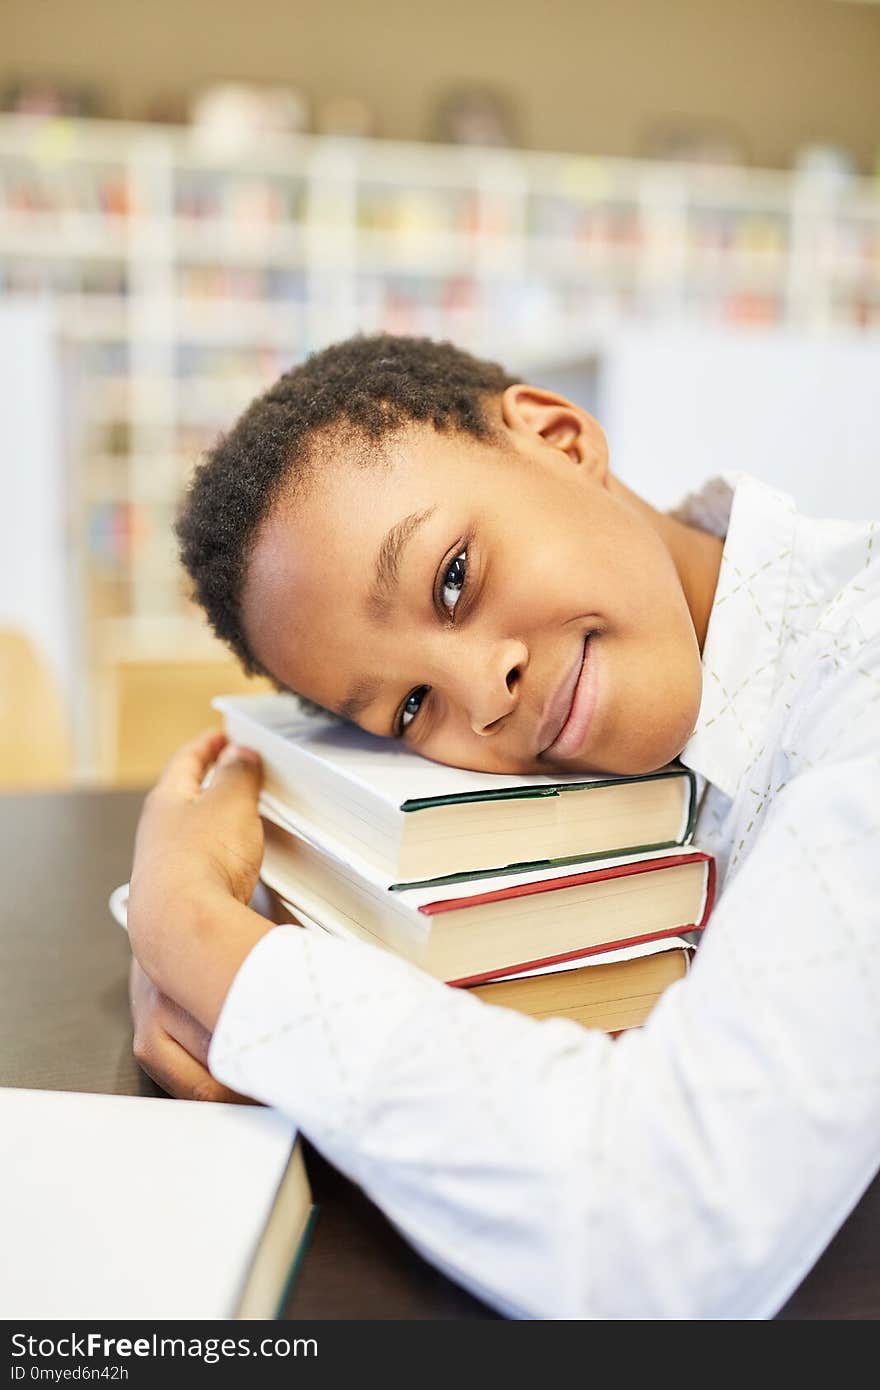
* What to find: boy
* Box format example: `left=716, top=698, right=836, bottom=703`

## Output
left=128, top=334, right=880, bottom=1318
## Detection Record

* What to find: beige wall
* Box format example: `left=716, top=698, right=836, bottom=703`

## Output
left=4, top=0, right=880, bottom=171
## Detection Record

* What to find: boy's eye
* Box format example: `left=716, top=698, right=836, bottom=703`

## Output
left=397, top=685, right=429, bottom=736
left=394, top=544, right=469, bottom=737
left=441, top=549, right=467, bottom=614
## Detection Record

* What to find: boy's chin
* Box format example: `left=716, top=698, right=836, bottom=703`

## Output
left=567, top=710, right=700, bottom=777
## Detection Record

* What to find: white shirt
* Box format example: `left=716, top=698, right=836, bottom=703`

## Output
left=209, top=473, right=880, bottom=1319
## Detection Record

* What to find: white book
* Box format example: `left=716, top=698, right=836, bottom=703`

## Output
left=0, top=1088, right=314, bottom=1320
left=214, top=692, right=697, bottom=881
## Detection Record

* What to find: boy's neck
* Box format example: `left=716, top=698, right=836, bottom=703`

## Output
left=665, top=516, right=725, bottom=653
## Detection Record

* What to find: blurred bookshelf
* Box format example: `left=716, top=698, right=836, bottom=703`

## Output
left=1, top=113, right=879, bottom=781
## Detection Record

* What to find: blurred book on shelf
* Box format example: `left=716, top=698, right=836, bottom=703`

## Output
left=432, top=85, right=519, bottom=147
left=188, top=82, right=310, bottom=153
left=641, top=116, right=749, bottom=167
left=1, top=79, right=105, bottom=118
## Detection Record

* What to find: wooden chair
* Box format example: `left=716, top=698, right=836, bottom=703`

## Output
left=95, top=621, right=274, bottom=786
left=0, top=630, right=72, bottom=790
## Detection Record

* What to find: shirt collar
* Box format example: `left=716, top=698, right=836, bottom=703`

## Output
left=677, top=472, right=798, bottom=800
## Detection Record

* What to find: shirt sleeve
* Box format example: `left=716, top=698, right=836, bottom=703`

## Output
left=208, top=754, right=880, bottom=1319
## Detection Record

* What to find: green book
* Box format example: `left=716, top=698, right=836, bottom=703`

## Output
left=215, top=693, right=696, bottom=883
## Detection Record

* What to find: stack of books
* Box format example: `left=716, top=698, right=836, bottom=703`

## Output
left=215, top=694, right=715, bottom=1034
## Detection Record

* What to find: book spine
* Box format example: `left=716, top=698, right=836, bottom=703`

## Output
left=697, top=853, right=717, bottom=930
left=681, top=768, right=698, bottom=844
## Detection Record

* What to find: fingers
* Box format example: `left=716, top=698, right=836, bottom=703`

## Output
left=159, top=993, right=214, bottom=1068
left=134, top=1024, right=257, bottom=1105
left=156, top=729, right=228, bottom=801
left=130, top=957, right=257, bottom=1105
left=130, top=956, right=205, bottom=1065
left=204, top=742, right=263, bottom=807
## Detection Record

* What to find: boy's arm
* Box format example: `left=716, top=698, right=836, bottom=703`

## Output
left=129, top=724, right=880, bottom=1318
left=205, top=759, right=880, bottom=1319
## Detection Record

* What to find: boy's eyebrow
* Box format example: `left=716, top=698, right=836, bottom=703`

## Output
left=338, top=676, right=383, bottom=723
left=340, top=507, right=436, bottom=724
left=365, top=506, right=436, bottom=625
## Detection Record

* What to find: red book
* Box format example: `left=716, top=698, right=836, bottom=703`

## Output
left=260, top=811, right=715, bottom=987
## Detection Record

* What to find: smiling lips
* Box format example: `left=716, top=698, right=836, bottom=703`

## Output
left=537, top=636, right=599, bottom=760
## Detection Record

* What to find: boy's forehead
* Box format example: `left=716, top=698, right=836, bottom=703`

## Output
left=249, top=419, right=511, bottom=576
left=242, top=441, right=437, bottom=624
left=299, top=423, right=505, bottom=532
left=375, top=421, right=499, bottom=476
left=241, top=426, right=507, bottom=683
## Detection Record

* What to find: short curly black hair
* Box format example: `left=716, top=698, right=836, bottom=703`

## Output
left=175, top=333, right=516, bottom=681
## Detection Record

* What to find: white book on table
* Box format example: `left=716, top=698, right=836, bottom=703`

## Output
left=0, top=1087, right=313, bottom=1320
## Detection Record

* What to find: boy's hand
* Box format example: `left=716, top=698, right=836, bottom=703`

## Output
left=127, top=729, right=273, bottom=1030
left=131, top=729, right=264, bottom=912
left=129, top=957, right=256, bottom=1105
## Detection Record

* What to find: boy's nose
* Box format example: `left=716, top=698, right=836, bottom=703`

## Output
left=462, top=638, right=528, bottom=737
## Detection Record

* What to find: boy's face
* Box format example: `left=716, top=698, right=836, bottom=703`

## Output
left=242, top=388, right=705, bottom=776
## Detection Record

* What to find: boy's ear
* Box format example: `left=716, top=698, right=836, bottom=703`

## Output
left=500, top=384, right=609, bottom=482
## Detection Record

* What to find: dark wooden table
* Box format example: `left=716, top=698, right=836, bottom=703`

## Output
left=1, top=790, right=877, bottom=1319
